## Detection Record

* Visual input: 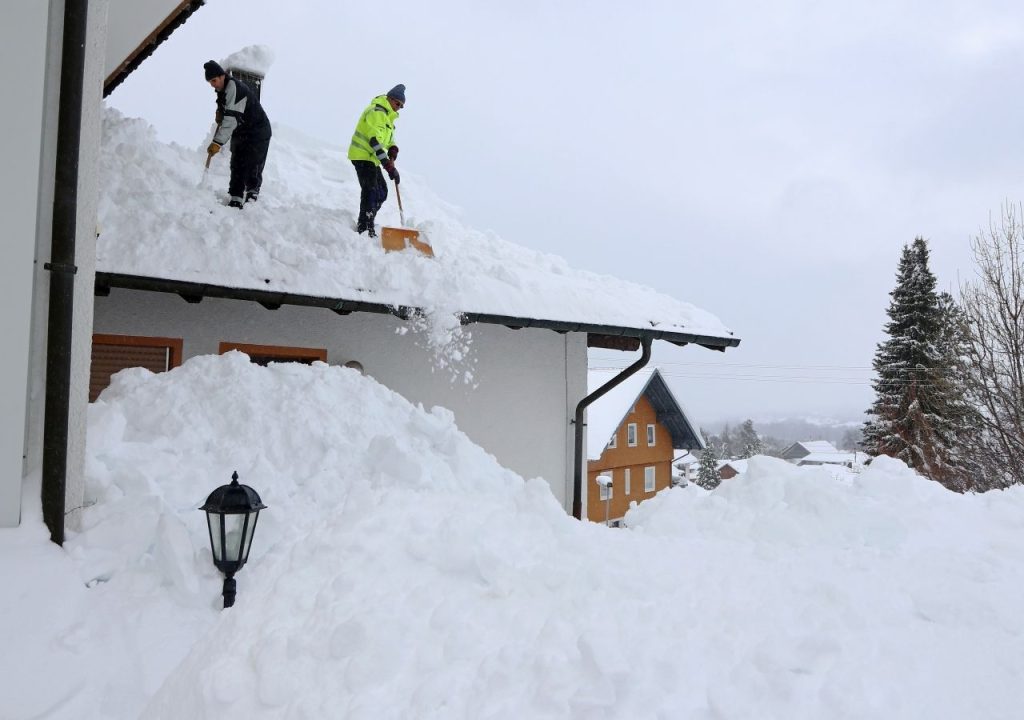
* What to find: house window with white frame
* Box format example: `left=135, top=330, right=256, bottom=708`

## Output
left=647, top=424, right=656, bottom=446
left=598, top=473, right=613, bottom=500
left=607, top=433, right=617, bottom=449
left=627, top=423, right=638, bottom=446
left=624, top=468, right=631, bottom=495
left=644, top=465, right=656, bottom=492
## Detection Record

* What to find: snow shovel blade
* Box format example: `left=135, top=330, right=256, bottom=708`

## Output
left=380, top=226, right=434, bottom=257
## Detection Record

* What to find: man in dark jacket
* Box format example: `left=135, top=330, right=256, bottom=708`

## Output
left=204, top=60, right=272, bottom=208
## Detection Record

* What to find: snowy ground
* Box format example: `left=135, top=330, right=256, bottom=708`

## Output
left=3, top=354, right=1024, bottom=719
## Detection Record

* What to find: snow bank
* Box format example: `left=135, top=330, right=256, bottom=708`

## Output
left=4, top=357, right=1024, bottom=718
left=96, top=108, right=735, bottom=345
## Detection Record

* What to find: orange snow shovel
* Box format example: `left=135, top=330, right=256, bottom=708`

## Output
left=380, top=181, right=433, bottom=257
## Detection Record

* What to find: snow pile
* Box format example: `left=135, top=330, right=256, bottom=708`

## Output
left=96, top=109, right=735, bottom=344
left=4, top=356, right=1024, bottom=718
left=221, top=45, right=275, bottom=75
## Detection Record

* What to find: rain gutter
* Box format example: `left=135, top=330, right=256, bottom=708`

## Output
left=93, top=273, right=741, bottom=350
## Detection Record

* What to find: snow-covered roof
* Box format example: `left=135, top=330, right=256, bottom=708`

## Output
left=585, top=368, right=702, bottom=460
left=96, top=111, right=739, bottom=349
left=789, top=440, right=840, bottom=455
left=717, top=458, right=749, bottom=474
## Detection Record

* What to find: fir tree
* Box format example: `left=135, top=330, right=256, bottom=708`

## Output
left=696, top=443, right=721, bottom=490
left=863, top=238, right=961, bottom=485
left=738, top=419, right=764, bottom=458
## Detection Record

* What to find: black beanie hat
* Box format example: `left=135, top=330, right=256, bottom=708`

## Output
left=387, top=84, right=406, bottom=104
left=204, top=60, right=226, bottom=81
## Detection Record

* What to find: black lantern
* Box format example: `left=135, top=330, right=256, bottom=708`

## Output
left=200, top=471, right=267, bottom=608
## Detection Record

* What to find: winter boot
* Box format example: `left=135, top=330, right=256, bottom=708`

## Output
left=356, top=218, right=368, bottom=234
left=228, top=198, right=244, bottom=209
left=366, top=224, right=377, bottom=238
left=245, top=191, right=259, bottom=203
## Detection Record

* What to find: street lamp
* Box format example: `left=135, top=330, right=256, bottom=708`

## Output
left=200, top=471, right=267, bottom=608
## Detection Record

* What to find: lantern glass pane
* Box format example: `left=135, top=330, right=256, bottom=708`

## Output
left=224, top=513, right=247, bottom=563
left=207, top=513, right=224, bottom=562
left=242, top=511, right=260, bottom=562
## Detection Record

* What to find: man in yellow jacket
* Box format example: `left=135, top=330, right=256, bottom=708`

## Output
left=348, top=84, right=404, bottom=237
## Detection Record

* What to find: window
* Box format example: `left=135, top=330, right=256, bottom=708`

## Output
left=607, top=433, right=617, bottom=449
left=627, top=423, right=638, bottom=446
left=219, top=342, right=327, bottom=366
left=644, top=466, right=656, bottom=492
left=598, top=473, right=613, bottom=500
left=90, top=334, right=183, bottom=402
left=624, top=468, right=631, bottom=495
left=647, top=424, right=656, bottom=446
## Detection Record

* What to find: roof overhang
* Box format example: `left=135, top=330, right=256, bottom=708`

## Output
left=104, top=1, right=206, bottom=97
left=95, top=272, right=742, bottom=351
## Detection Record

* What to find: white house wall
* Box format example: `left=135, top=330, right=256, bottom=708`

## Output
left=0, top=2, right=50, bottom=526
left=93, top=290, right=588, bottom=510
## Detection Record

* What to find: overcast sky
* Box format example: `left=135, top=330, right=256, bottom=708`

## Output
left=108, top=0, right=1024, bottom=426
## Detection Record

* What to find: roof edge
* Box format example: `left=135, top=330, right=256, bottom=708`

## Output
left=94, top=272, right=742, bottom=350
left=104, top=1, right=206, bottom=97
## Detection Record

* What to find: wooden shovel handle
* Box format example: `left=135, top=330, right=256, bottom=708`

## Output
left=205, top=153, right=213, bottom=169
left=394, top=180, right=405, bottom=226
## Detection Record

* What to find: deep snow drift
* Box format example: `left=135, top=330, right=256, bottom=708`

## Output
left=3, top=355, right=1024, bottom=719
left=96, top=109, right=736, bottom=344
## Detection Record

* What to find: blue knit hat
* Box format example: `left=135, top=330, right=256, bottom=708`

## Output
left=387, top=84, right=406, bottom=104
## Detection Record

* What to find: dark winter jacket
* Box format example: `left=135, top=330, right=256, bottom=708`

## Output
left=213, top=76, right=271, bottom=146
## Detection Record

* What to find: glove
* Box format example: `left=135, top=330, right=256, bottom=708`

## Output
left=383, top=159, right=399, bottom=184
left=387, top=145, right=399, bottom=161
left=207, top=142, right=221, bottom=156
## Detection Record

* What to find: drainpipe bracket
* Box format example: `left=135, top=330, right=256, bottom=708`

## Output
left=44, top=261, right=79, bottom=275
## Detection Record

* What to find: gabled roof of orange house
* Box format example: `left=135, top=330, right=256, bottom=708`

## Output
left=586, top=368, right=704, bottom=460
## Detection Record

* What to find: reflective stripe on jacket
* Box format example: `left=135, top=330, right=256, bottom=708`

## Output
left=348, top=94, right=398, bottom=164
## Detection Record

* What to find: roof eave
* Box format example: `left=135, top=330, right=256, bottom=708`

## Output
left=103, top=1, right=206, bottom=97
left=94, top=272, right=742, bottom=350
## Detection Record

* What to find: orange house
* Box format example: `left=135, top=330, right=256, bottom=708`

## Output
left=586, top=368, right=704, bottom=524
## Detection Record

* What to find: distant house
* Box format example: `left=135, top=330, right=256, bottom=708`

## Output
left=717, top=459, right=749, bottom=480
left=781, top=441, right=863, bottom=468
left=673, top=451, right=700, bottom=485
left=781, top=441, right=840, bottom=462
left=585, top=369, right=703, bottom=524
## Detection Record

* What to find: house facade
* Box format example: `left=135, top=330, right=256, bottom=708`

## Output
left=586, top=369, right=703, bottom=524
left=3, top=0, right=201, bottom=537
left=92, top=289, right=587, bottom=510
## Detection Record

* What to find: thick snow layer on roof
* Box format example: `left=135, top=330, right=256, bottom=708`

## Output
left=96, top=109, right=736, bottom=344
left=717, top=458, right=750, bottom=474
left=4, top=356, right=1024, bottom=718
left=585, top=369, right=652, bottom=460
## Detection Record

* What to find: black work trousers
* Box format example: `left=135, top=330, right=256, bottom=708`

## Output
left=229, top=134, right=271, bottom=201
left=352, top=160, right=388, bottom=227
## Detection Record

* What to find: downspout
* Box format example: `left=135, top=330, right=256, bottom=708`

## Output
left=42, top=0, right=89, bottom=545
left=572, top=337, right=652, bottom=519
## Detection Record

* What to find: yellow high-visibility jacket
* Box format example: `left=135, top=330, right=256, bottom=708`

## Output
left=348, top=95, right=398, bottom=165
